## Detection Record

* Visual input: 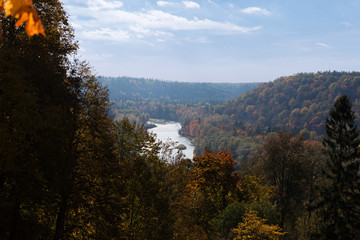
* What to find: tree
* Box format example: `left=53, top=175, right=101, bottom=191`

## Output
left=114, top=118, right=172, bottom=240
left=0, top=1, right=118, bottom=239
left=231, top=211, right=285, bottom=240
left=53, top=60, right=117, bottom=240
left=186, top=151, right=237, bottom=238
left=317, top=95, right=360, bottom=239
left=250, top=132, right=310, bottom=229
left=0, top=0, right=77, bottom=238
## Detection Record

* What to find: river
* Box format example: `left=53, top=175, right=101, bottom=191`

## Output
left=148, top=120, right=195, bottom=159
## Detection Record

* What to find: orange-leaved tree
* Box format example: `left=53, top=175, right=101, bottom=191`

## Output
left=0, top=0, right=45, bottom=36
left=188, top=151, right=238, bottom=237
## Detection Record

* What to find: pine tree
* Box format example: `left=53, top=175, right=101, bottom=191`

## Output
left=319, top=95, right=360, bottom=239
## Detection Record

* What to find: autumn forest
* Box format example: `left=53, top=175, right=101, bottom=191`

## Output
left=1, top=1, right=360, bottom=240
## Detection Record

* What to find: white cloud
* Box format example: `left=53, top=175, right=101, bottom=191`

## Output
left=124, top=10, right=260, bottom=32
left=316, top=42, right=330, bottom=48
left=73, top=8, right=260, bottom=32
left=340, top=21, right=351, bottom=27
left=183, top=1, right=200, bottom=9
left=64, top=3, right=261, bottom=42
left=157, top=1, right=172, bottom=7
left=88, top=0, right=123, bottom=10
left=241, top=7, right=270, bottom=16
left=185, top=37, right=211, bottom=43
left=81, top=28, right=131, bottom=41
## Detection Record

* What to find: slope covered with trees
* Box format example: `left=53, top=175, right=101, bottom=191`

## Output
left=177, top=72, right=360, bottom=161
left=216, top=72, right=360, bottom=136
left=100, top=76, right=262, bottom=104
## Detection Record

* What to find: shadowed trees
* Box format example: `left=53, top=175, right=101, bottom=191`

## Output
left=248, top=131, right=326, bottom=238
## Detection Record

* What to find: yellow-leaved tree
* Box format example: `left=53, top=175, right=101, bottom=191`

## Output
left=232, top=211, right=285, bottom=240
left=0, top=0, right=45, bottom=36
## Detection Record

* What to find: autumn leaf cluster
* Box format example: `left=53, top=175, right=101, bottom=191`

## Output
left=0, top=0, right=45, bottom=36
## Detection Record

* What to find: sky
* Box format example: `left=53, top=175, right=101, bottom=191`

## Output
left=61, top=0, right=360, bottom=83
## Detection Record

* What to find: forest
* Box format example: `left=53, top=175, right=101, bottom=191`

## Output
left=177, top=72, right=360, bottom=161
left=109, top=71, right=360, bottom=163
left=100, top=76, right=261, bottom=104
left=1, top=1, right=360, bottom=240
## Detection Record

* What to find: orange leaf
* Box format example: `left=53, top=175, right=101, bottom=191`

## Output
left=2, top=0, right=45, bottom=37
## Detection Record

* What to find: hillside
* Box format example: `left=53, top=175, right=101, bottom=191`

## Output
left=100, top=76, right=262, bottom=104
left=178, top=71, right=360, bottom=161
left=215, top=71, right=360, bottom=136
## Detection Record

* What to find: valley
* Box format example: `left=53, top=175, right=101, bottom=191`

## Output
left=105, top=71, right=360, bottom=162
left=3, top=1, right=360, bottom=238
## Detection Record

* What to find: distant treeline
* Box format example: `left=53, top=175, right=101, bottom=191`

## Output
left=100, top=76, right=262, bottom=104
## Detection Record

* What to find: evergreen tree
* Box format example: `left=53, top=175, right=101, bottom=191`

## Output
left=318, top=95, right=360, bottom=239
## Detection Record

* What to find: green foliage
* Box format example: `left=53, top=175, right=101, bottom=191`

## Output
left=212, top=202, right=247, bottom=237
left=114, top=118, right=172, bottom=240
left=248, top=132, right=326, bottom=238
left=316, top=95, right=360, bottom=239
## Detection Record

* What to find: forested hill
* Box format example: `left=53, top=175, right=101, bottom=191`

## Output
left=100, top=76, right=262, bottom=103
left=215, top=71, right=360, bottom=136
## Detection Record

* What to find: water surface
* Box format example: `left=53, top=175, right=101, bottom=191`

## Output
left=148, top=120, right=195, bottom=159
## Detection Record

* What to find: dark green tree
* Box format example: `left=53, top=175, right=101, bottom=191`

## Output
left=318, top=95, right=360, bottom=239
left=249, top=131, right=317, bottom=238
left=0, top=0, right=78, bottom=238
left=114, top=118, right=172, bottom=240
left=0, top=1, right=117, bottom=239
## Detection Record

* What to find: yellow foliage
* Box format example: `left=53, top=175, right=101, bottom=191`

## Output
left=1, top=0, right=45, bottom=36
left=232, top=211, right=285, bottom=240
left=237, top=175, right=276, bottom=202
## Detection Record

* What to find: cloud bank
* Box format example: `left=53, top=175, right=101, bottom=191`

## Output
left=66, top=2, right=261, bottom=42
left=183, top=1, right=200, bottom=9
left=241, top=7, right=270, bottom=16
left=157, top=1, right=172, bottom=7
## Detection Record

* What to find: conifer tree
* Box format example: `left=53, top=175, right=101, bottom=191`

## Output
left=319, top=95, right=360, bottom=239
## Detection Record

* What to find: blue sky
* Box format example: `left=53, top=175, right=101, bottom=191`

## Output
left=61, top=0, right=360, bottom=82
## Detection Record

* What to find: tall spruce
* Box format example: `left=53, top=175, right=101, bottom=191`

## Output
left=319, top=95, right=360, bottom=239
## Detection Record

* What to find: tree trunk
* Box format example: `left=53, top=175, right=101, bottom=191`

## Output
left=9, top=192, right=20, bottom=240
left=53, top=194, right=68, bottom=240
